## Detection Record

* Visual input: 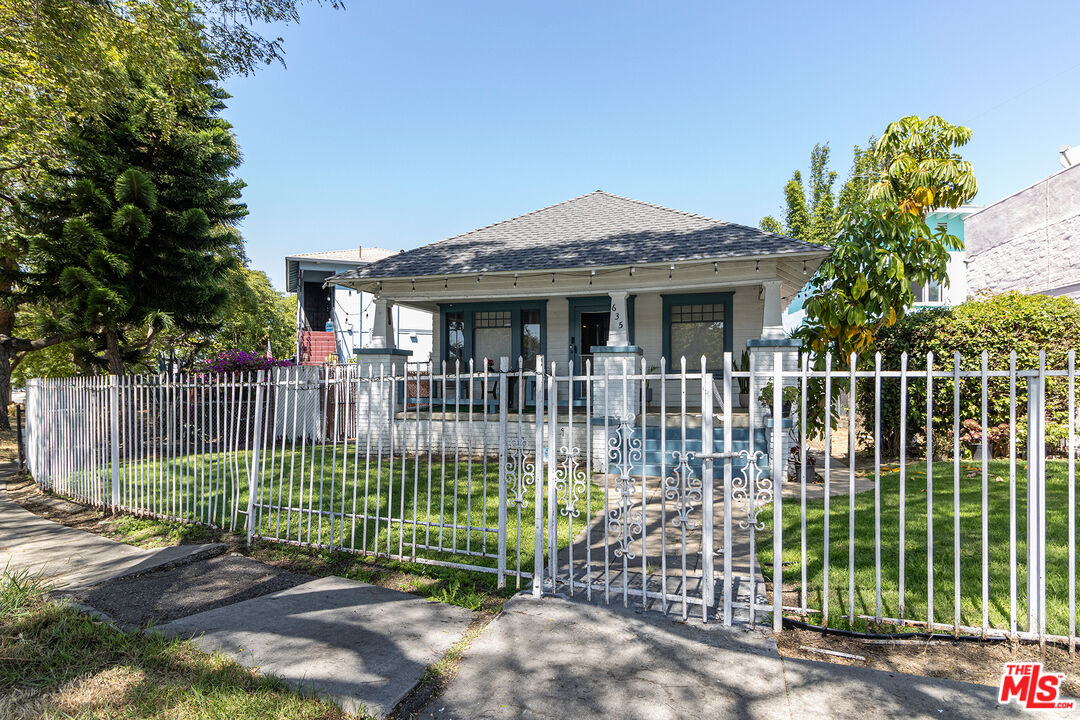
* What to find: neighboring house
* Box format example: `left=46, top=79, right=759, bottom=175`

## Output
left=919, top=206, right=979, bottom=306
left=964, top=160, right=1080, bottom=300
left=285, top=249, right=433, bottom=365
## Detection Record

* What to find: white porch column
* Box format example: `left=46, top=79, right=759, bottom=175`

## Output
left=369, top=296, right=396, bottom=349
left=607, top=290, right=631, bottom=346
left=355, top=295, right=412, bottom=445
left=761, top=279, right=785, bottom=340
left=592, top=290, right=641, bottom=421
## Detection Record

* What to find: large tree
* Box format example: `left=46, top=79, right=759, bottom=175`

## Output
left=797, top=115, right=978, bottom=361
left=0, top=0, right=336, bottom=425
left=159, top=265, right=296, bottom=368
left=18, top=69, right=246, bottom=375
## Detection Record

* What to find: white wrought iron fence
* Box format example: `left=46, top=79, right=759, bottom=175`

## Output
left=22, top=349, right=1080, bottom=645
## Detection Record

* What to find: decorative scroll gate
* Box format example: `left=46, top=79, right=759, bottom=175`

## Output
left=522, top=356, right=784, bottom=630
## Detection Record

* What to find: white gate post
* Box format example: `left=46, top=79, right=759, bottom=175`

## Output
left=109, top=375, right=120, bottom=509
left=1027, top=356, right=1047, bottom=634
left=700, top=364, right=715, bottom=617
left=547, top=365, right=558, bottom=590
left=722, top=351, right=734, bottom=625
left=246, top=370, right=266, bottom=545
left=771, top=352, right=784, bottom=632
left=497, top=357, right=509, bottom=589
left=533, top=355, right=545, bottom=597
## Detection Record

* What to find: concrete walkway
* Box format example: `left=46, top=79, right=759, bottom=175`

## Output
left=420, top=594, right=1069, bottom=720
left=0, top=482, right=224, bottom=591
left=153, top=576, right=475, bottom=717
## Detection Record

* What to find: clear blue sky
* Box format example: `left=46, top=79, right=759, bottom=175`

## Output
left=222, top=1, right=1080, bottom=290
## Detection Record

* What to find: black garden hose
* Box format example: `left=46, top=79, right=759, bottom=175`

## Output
left=782, top=616, right=1012, bottom=645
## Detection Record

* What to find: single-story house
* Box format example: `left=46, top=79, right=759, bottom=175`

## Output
left=328, top=191, right=828, bottom=404
left=285, top=248, right=433, bottom=364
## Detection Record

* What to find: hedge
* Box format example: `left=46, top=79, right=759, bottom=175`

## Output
left=856, top=292, right=1080, bottom=458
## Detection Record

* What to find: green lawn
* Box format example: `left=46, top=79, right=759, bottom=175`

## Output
left=109, top=444, right=604, bottom=583
left=761, top=459, right=1079, bottom=637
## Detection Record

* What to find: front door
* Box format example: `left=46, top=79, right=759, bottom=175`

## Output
left=570, top=310, right=609, bottom=402
left=303, top=282, right=332, bottom=331
left=577, top=312, right=609, bottom=372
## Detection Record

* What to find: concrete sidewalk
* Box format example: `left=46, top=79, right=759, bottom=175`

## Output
left=153, top=576, right=476, bottom=717
left=1, top=474, right=477, bottom=718
left=0, top=480, right=223, bottom=591
left=420, top=594, right=1066, bottom=720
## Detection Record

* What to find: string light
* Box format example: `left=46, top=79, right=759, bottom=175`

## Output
left=669, top=264, right=674, bottom=279
left=629, top=267, right=635, bottom=277
left=411, top=278, right=415, bottom=291
left=477, top=274, right=482, bottom=282
left=713, top=261, right=718, bottom=273
left=513, top=273, right=519, bottom=287
left=755, top=260, right=760, bottom=273
left=444, top=278, right=448, bottom=288
left=802, top=260, right=808, bottom=275
left=589, top=270, right=595, bottom=285
left=552, top=272, right=555, bottom=284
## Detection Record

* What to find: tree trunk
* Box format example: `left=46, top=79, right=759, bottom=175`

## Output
left=0, top=340, right=11, bottom=431
left=0, top=252, right=16, bottom=429
left=105, top=329, right=125, bottom=376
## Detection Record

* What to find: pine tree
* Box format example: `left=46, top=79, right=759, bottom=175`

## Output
left=19, top=69, right=246, bottom=374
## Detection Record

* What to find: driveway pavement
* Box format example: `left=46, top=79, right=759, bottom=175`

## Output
left=1, top=469, right=476, bottom=718
left=153, top=576, right=475, bottom=717
left=419, top=594, right=1068, bottom=720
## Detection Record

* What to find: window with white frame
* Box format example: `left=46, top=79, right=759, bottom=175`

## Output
left=911, top=280, right=944, bottom=305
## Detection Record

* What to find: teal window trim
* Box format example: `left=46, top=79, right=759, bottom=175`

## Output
left=438, top=300, right=547, bottom=371
left=661, top=291, right=733, bottom=374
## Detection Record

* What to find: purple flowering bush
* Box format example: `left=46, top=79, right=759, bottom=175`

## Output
left=204, top=350, right=293, bottom=374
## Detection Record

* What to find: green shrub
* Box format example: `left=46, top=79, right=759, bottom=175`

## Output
left=858, top=292, right=1080, bottom=458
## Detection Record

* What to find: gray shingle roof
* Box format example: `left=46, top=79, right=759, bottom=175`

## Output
left=330, top=191, right=827, bottom=282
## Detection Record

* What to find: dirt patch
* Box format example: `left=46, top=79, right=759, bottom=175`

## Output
left=0, top=429, right=18, bottom=465
left=72, top=555, right=313, bottom=626
left=6, top=475, right=118, bottom=533
left=776, top=626, right=1080, bottom=696
left=4, top=475, right=246, bottom=550
left=6, top=476, right=512, bottom=616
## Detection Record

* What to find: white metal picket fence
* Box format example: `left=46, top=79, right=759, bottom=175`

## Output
left=23, top=349, right=1080, bottom=644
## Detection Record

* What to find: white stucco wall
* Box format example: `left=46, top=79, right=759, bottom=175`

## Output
left=964, top=163, right=1080, bottom=299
